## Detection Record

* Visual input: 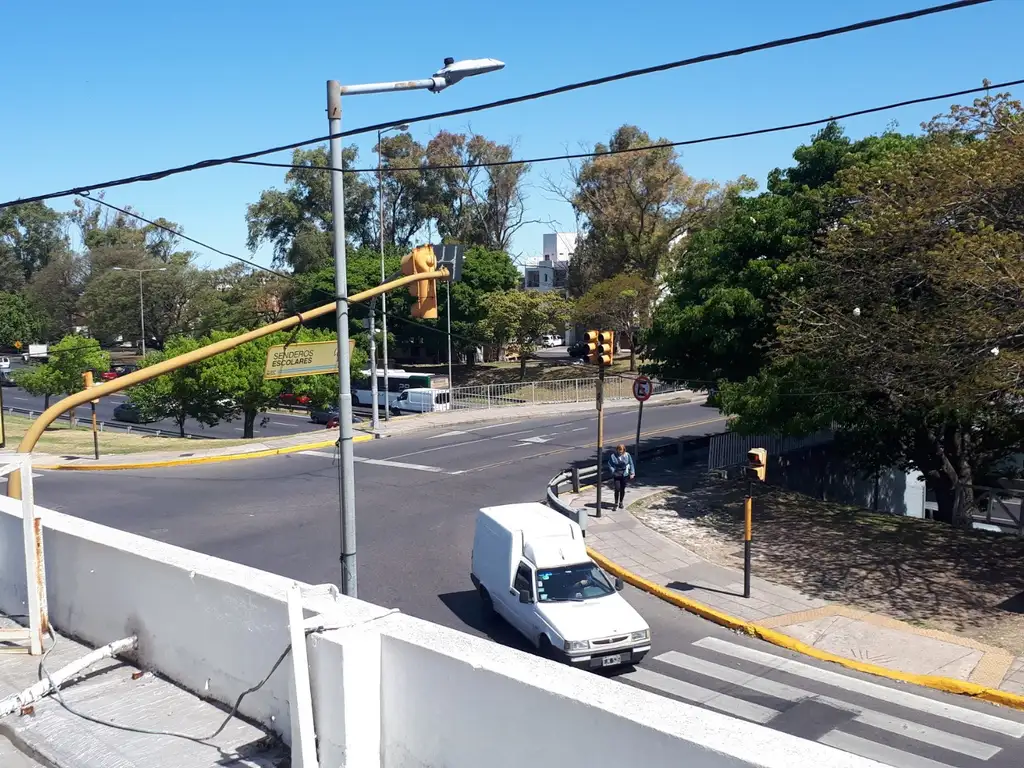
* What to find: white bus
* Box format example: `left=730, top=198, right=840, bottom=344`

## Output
left=351, top=369, right=437, bottom=410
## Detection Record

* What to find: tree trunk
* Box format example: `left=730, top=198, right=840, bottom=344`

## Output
left=519, top=355, right=528, bottom=381
left=177, top=416, right=186, bottom=438
left=927, top=429, right=977, bottom=527
left=243, top=409, right=257, bottom=439
left=629, top=343, right=637, bottom=372
left=44, top=394, right=51, bottom=409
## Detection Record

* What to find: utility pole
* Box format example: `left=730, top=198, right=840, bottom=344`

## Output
left=324, top=58, right=504, bottom=598
left=327, top=80, right=358, bottom=598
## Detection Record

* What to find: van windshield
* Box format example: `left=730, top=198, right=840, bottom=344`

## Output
left=536, top=563, right=615, bottom=602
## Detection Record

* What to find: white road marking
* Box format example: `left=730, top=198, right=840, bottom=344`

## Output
left=655, top=651, right=1000, bottom=759
left=385, top=427, right=541, bottom=460
left=620, top=667, right=777, bottom=724
left=300, top=450, right=336, bottom=459
left=354, top=456, right=444, bottom=473
left=572, top=427, right=588, bottom=432
left=427, top=430, right=467, bottom=439
left=819, top=731, right=957, bottom=768
left=518, top=435, right=553, bottom=444
left=694, top=637, right=1024, bottom=738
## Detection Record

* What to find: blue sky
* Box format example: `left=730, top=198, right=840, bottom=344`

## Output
left=2, top=0, right=1021, bottom=270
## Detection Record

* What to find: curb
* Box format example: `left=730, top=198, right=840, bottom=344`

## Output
left=33, top=434, right=371, bottom=472
left=587, top=546, right=1024, bottom=712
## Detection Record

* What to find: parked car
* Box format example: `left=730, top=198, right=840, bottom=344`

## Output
left=310, top=405, right=337, bottom=425
left=0, top=356, right=10, bottom=370
left=279, top=392, right=311, bottom=407
left=0, top=370, right=16, bottom=387
left=567, top=341, right=589, bottom=359
left=100, top=364, right=138, bottom=381
left=112, top=402, right=155, bottom=424
left=541, top=334, right=563, bottom=348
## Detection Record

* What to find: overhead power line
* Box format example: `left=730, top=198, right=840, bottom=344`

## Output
left=233, top=77, right=1024, bottom=176
left=0, top=0, right=989, bottom=210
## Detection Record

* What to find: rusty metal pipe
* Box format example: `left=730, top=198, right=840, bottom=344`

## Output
left=6, top=269, right=448, bottom=499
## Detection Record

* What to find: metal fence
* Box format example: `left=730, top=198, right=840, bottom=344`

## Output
left=707, top=429, right=834, bottom=471
left=3, top=405, right=212, bottom=439
left=448, top=376, right=690, bottom=412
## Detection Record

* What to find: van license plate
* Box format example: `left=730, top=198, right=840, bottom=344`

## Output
left=601, top=654, right=622, bottom=667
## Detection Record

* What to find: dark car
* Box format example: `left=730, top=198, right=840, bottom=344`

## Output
left=310, top=405, right=337, bottom=425
left=567, top=341, right=589, bottom=359
left=325, top=413, right=365, bottom=429
left=112, top=402, right=155, bottom=424
left=101, top=364, right=139, bottom=382
left=0, top=370, right=16, bottom=387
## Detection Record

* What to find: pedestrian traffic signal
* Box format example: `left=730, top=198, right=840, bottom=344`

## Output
left=597, top=330, right=614, bottom=367
left=746, top=448, right=767, bottom=482
left=401, top=244, right=439, bottom=319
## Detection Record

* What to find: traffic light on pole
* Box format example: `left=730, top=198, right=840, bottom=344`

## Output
left=583, top=330, right=599, bottom=365
left=597, top=330, right=614, bottom=367
left=401, top=244, right=438, bottom=319
left=746, top=448, right=767, bottom=482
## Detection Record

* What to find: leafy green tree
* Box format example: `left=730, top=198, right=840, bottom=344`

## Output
left=564, top=125, right=753, bottom=295
left=0, top=293, right=43, bottom=348
left=449, top=247, right=522, bottom=366
left=0, top=202, right=68, bottom=283
left=24, top=251, right=88, bottom=339
left=721, top=91, right=1024, bottom=526
left=14, top=335, right=109, bottom=412
left=201, top=328, right=367, bottom=438
left=246, top=146, right=375, bottom=272
left=127, top=338, right=232, bottom=437
left=573, top=274, right=658, bottom=371
left=645, top=123, right=921, bottom=388
left=480, top=291, right=572, bottom=379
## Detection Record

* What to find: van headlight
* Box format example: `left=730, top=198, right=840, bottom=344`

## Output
left=564, top=640, right=590, bottom=652
left=630, top=629, right=649, bottom=642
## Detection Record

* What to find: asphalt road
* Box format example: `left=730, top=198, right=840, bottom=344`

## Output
left=23, top=401, right=1024, bottom=766
left=1, top=386, right=324, bottom=440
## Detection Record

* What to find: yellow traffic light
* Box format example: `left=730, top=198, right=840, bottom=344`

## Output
left=82, top=370, right=94, bottom=389
left=401, top=244, right=438, bottom=319
left=583, top=330, right=599, bottom=364
left=597, top=330, right=614, bottom=367
left=746, top=448, right=767, bottom=483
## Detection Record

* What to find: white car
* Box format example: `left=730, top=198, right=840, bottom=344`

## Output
left=0, top=356, right=9, bottom=370
left=471, top=502, right=651, bottom=669
left=541, top=335, right=563, bottom=348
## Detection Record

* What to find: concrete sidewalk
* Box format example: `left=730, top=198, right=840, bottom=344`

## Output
left=0, top=615, right=286, bottom=768
left=30, top=390, right=699, bottom=469
left=566, top=463, right=1024, bottom=697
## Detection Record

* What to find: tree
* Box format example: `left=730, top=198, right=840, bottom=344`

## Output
left=644, top=123, right=921, bottom=388
left=0, top=293, right=43, bottom=348
left=479, top=291, right=572, bottom=379
left=376, top=132, right=429, bottom=249
left=721, top=90, right=1024, bottom=527
left=449, top=247, right=522, bottom=366
left=201, top=329, right=367, bottom=438
left=14, top=335, right=109, bottom=411
left=424, top=131, right=534, bottom=250
left=563, top=125, right=753, bottom=296
left=246, top=146, right=375, bottom=272
left=0, top=202, right=67, bottom=283
left=127, top=338, right=232, bottom=437
left=573, top=275, right=658, bottom=371
left=24, top=251, right=88, bottom=339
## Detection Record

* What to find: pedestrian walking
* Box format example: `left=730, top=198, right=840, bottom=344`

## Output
left=607, top=444, right=635, bottom=510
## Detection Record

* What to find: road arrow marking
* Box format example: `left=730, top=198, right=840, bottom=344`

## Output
left=518, top=435, right=552, bottom=444
left=427, top=430, right=467, bottom=439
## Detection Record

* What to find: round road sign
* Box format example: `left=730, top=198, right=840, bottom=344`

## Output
left=633, top=375, right=653, bottom=402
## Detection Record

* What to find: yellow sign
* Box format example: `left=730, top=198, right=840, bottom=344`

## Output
left=263, top=340, right=356, bottom=380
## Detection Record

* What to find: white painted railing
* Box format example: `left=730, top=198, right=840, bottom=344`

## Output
left=0, top=453, right=45, bottom=655
left=449, top=376, right=690, bottom=411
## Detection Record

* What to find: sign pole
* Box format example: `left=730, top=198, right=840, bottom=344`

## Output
left=595, top=364, right=605, bottom=517
left=91, top=401, right=99, bottom=460
left=0, top=383, right=6, bottom=449
left=744, top=481, right=753, bottom=598
left=634, top=400, right=643, bottom=465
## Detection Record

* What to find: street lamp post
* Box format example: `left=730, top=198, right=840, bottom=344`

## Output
left=373, top=123, right=408, bottom=432
left=327, top=57, right=504, bottom=598
left=112, top=266, right=167, bottom=357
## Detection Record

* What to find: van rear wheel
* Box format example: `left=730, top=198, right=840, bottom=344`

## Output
left=479, top=587, right=495, bottom=621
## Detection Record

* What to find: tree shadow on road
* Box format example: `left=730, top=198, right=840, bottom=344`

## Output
left=633, top=477, right=1024, bottom=654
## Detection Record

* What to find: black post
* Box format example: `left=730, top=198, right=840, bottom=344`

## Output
left=91, top=401, right=100, bottom=460
left=595, top=365, right=605, bottom=516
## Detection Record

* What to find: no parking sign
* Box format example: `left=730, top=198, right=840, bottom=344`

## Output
left=632, top=376, right=652, bottom=402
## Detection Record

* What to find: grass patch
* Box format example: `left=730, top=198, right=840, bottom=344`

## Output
left=2, top=413, right=251, bottom=457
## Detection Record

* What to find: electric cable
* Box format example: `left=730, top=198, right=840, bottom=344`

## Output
left=0, top=0, right=990, bottom=210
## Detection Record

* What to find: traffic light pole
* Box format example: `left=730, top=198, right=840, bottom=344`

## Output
left=743, top=480, right=752, bottom=598
left=595, top=364, right=605, bottom=517
left=328, top=81, right=359, bottom=598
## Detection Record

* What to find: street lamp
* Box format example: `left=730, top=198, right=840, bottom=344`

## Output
left=328, top=56, right=504, bottom=598
left=373, top=122, right=409, bottom=433
left=111, top=266, right=167, bottom=357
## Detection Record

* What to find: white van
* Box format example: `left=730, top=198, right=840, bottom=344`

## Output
left=471, top=503, right=651, bottom=669
left=390, top=387, right=450, bottom=414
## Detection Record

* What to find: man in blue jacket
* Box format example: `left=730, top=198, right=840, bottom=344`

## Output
left=608, top=444, right=636, bottom=509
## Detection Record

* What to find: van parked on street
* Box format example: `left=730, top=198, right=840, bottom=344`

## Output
left=470, top=502, right=651, bottom=669
left=389, top=387, right=450, bottom=414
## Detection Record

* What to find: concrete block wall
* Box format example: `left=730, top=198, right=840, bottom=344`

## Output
left=0, top=497, right=886, bottom=768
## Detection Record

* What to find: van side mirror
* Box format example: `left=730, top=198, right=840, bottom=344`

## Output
left=518, top=590, right=531, bottom=604
left=615, top=577, right=624, bottom=591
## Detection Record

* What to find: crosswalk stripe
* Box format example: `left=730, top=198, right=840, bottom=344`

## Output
left=354, top=456, right=444, bottom=473
left=820, top=731, right=958, bottom=768
left=654, top=650, right=1001, bottom=759
left=694, top=637, right=1024, bottom=738
left=619, top=667, right=778, bottom=724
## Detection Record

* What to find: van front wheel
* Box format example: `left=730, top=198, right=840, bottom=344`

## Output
left=538, top=635, right=559, bottom=661
left=479, top=587, right=495, bottom=621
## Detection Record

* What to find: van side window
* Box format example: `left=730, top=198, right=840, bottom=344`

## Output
left=514, top=562, right=533, bottom=597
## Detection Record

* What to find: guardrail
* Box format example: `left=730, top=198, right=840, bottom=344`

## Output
left=2, top=405, right=213, bottom=440
left=546, top=434, right=713, bottom=534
